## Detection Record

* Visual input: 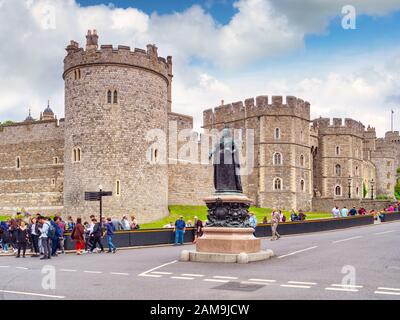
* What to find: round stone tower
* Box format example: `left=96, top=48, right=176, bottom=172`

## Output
left=63, top=30, right=172, bottom=222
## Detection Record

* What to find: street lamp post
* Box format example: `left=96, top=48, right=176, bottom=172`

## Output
left=348, top=176, right=352, bottom=199
left=371, top=179, right=375, bottom=200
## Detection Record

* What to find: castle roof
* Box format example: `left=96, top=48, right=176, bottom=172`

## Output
left=43, top=100, right=54, bottom=115
left=24, top=109, right=34, bottom=122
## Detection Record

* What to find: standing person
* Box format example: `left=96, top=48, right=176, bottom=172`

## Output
left=83, top=222, right=92, bottom=252
left=29, top=218, right=40, bottom=257
left=16, top=221, right=29, bottom=258
left=130, top=215, right=139, bottom=230
left=106, top=218, right=117, bottom=253
left=332, top=206, right=340, bottom=218
left=271, top=208, right=281, bottom=241
left=0, top=222, right=10, bottom=253
left=174, top=216, right=186, bottom=246
left=349, top=206, right=357, bottom=216
left=56, top=217, right=66, bottom=254
left=50, top=217, right=61, bottom=257
left=38, top=216, right=51, bottom=260
left=341, top=206, right=349, bottom=217
left=9, top=219, right=18, bottom=253
left=66, top=216, right=75, bottom=232
left=70, top=218, right=85, bottom=255
left=90, top=219, right=104, bottom=253
left=249, top=212, right=257, bottom=236
left=121, top=216, right=130, bottom=230
left=193, top=216, right=203, bottom=244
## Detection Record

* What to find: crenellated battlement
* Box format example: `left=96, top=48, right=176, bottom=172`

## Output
left=203, top=95, right=310, bottom=127
left=63, top=30, right=172, bottom=82
left=312, top=117, right=367, bottom=136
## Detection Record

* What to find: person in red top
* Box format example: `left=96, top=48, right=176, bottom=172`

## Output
left=70, top=218, right=85, bottom=255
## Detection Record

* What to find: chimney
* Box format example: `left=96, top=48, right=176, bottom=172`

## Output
left=86, top=29, right=99, bottom=51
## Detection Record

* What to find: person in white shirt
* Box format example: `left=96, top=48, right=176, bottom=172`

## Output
left=121, top=216, right=130, bottom=231
left=38, top=217, right=51, bottom=260
left=341, top=207, right=349, bottom=217
left=332, top=206, right=340, bottom=218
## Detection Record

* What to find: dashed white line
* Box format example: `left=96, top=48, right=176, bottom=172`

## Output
left=377, top=287, right=400, bottom=292
left=171, top=276, right=194, bottom=280
left=0, top=289, right=65, bottom=299
left=213, top=276, right=238, bottom=280
left=241, top=281, right=272, bottom=286
left=281, top=284, right=311, bottom=289
left=139, top=274, right=162, bottom=278
left=0, top=266, right=10, bottom=268
left=60, top=269, right=77, bottom=272
left=182, top=273, right=204, bottom=277
left=151, top=271, right=173, bottom=275
left=204, top=279, right=229, bottom=283
left=83, top=270, right=103, bottom=274
left=110, top=272, right=129, bottom=276
left=374, top=230, right=396, bottom=235
left=16, top=267, right=28, bottom=270
left=288, top=281, right=317, bottom=286
left=331, top=284, right=363, bottom=289
left=277, top=246, right=318, bottom=259
left=248, top=278, right=276, bottom=283
left=375, top=291, right=400, bottom=296
left=325, top=287, right=358, bottom=292
left=332, top=236, right=362, bottom=244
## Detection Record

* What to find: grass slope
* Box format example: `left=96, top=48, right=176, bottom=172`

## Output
left=141, top=205, right=331, bottom=229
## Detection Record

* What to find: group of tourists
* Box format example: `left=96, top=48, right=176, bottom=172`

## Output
left=331, top=203, right=400, bottom=220
left=0, top=213, right=143, bottom=257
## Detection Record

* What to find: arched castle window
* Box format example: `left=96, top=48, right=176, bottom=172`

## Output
left=116, top=180, right=121, bottom=196
left=53, top=157, right=59, bottom=165
left=300, top=179, right=305, bottom=192
left=72, top=148, right=81, bottom=163
left=335, top=185, right=342, bottom=196
left=274, top=128, right=281, bottom=140
left=273, top=178, right=282, bottom=190
left=51, top=178, right=56, bottom=186
left=300, top=155, right=305, bottom=167
left=273, top=152, right=282, bottom=165
left=78, top=69, right=81, bottom=79
left=113, top=90, right=118, bottom=104
left=335, top=164, right=341, bottom=176
left=355, top=166, right=359, bottom=176
left=16, top=156, right=21, bottom=170
left=335, top=146, right=340, bottom=156
left=356, top=187, right=359, bottom=196
left=107, top=90, right=112, bottom=104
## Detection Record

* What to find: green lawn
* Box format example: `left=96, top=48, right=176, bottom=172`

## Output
left=140, top=205, right=331, bottom=229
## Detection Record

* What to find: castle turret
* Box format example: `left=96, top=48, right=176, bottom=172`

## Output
left=24, top=108, right=34, bottom=122
left=41, top=100, right=55, bottom=121
left=63, top=31, right=171, bottom=221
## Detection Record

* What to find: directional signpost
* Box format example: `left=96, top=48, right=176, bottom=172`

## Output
left=85, top=188, right=112, bottom=226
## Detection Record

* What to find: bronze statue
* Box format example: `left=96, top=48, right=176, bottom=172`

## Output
left=209, top=128, right=243, bottom=194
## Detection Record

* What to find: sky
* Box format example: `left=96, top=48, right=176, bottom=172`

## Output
left=0, top=0, right=400, bottom=136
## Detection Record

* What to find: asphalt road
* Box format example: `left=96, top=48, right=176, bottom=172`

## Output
left=0, top=221, right=399, bottom=300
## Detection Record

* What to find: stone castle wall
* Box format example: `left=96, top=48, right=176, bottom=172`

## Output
left=0, top=120, right=64, bottom=215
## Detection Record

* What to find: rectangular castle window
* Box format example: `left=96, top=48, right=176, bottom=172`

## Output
left=116, top=180, right=121, bottom=196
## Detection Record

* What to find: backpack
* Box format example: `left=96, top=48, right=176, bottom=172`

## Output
left=47, top=223, right=56, bottom=238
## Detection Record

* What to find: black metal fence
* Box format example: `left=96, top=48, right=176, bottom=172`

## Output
left=64, top=214, right=378, bottom=250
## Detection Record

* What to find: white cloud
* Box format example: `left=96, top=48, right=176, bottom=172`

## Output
left=0, top=0, right=399, bottom=138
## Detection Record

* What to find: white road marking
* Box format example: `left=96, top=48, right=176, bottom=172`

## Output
left=325, top=287, right=358, bottom=292
left=83, top=270, right=103, bottom=274
left=0, top=289, right=65, bottom=299
left=182, top=273, right=204, bottom=277
left=138, top=260, right=177, bottom=277
left=16, top=267, right=28, bottom=270
left=374, top=230, right=396, bottom=235
left=171, top=276, right=194, bottom=280
left=151, top=271, right=173, bottom=275
left=60, top=269, right=77, bottom=272
left=204, top=279, right=229, bottom=283
left=241, top=281, right=271, bottom=286
left=288, top=281, right=317, bottom=286
left=375, top=291, right=400, bottom=296
left=277, top=246, right=318, bottom=259
left=213, top=276, right=238, bottom=280
left=377, top=287, right=400, bottom=292
left=281, top=284, right=311, bottom=289
left=331, top=284, right=363, bottom=288
left=248, top=278, right=276, bottom=283
left=110, top=272, right=129, bottom=276
left=332, top=236, right=362, bottom=244
left=139, top=274, right=162, bottom=278
left=0, top=266, right=10, bottom=268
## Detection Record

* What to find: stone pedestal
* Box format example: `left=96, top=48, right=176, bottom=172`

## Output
left=181, top=193, right=274, bottom=263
